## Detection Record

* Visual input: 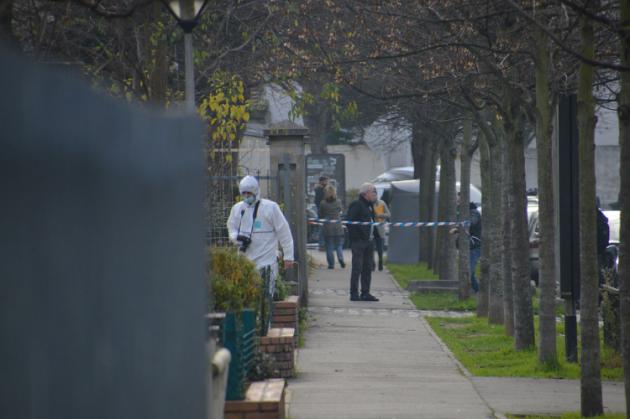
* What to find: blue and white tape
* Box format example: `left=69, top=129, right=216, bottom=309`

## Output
left=307, top=218, right=469, bottom=228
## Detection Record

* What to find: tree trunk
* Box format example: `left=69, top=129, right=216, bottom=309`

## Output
left=502, top=137, right=514, bottom=336
left=411, top=123, right=424, bottom=180
left=458, top=118, right=472, bottom=300
left=436, top=136, right=457, bottom=281
left=577, top=12, right=603, bottom=416
left=508, top=108, right=535, bottom=351
left=534, top=27, right=558, bottom=365
left=414, top=131, right=434, bottom=265
left=302, top=79, right=331, bottom=154
left=618, top=1, right=630, bottom=413
left=477, top=130, right=491, bottom=317
left=145, top=3, right=169, bottom=103
left=488, top=131, right=504, bottom=325
left=421, top=137, right=438, bottom=268
left=0, top=0, right=18, bottom=49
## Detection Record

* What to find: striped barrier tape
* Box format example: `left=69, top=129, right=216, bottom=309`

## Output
left=307, top=218, right=469, bottom=227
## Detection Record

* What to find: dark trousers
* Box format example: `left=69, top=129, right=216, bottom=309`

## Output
left=350, top=240, right=374, bottom=296
left=374, top=236, right=384, bottom=264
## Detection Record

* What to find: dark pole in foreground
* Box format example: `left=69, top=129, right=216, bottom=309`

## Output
left=557, top=94, right=580, bottom=362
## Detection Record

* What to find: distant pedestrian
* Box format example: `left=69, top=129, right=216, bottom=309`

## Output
left=450, top=201, right=482, bottom=293
left=468, top=202, right=482, bottom=293
left=314, top=176, right=329, bottom=210
left=596, top=198, right=609, bottom=285
left=314, top=176, right=329, bottom=249
left=373, top=198, right=390, bottom=271
left=347, top=182, right=379, bottom=302
left=319, top=184, right=346, bottom=269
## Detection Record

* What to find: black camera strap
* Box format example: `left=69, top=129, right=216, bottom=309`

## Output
left=237, top=200, right=261, bottom=238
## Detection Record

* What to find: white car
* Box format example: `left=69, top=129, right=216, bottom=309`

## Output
left=371, top=166, right=415, bottom=199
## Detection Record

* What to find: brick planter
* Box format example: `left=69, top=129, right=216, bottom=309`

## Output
left=224, top=378, right=286, bottom=419
left=272, top=295, right=299, bottom=332
left=260, top=328, right=295, bottom=378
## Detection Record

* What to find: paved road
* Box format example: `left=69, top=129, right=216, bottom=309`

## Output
left=286, top=249, right=626, bottom=419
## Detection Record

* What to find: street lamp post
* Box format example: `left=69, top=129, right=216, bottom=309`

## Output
left=162, top=0, right=210, bottom=113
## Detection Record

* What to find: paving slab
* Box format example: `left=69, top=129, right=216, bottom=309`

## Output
left=288, top=250, right=492, bottom=419
left=287, top=249, right=627, bottom=419
left=472, top=377, right=626, bottom=417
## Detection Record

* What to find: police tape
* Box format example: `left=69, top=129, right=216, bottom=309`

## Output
left=307, top=218, right=469, bottom=227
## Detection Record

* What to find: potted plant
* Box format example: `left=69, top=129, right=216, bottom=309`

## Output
left=208, top=247, right=262, bottom=400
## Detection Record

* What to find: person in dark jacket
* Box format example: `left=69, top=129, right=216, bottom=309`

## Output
left=314, top=176, right=328, bottom=210
left=346, top=183, right=379, bottom=301
left=596, top=197, right=609, bottom=285
left=449, top=200, right=482, bottom=293
left=314, top=176, right=328, bottom=249
left=468, top=202, right=482, bottom=293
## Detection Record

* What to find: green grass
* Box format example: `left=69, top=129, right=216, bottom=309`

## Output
left=387, top=263, right=564, bottom=314
left=409, top=292, right=477, bottom=311
left=507, top=414, right=626, bottom=419
left=426, top=316, right=623, bottom=380
left=386, top=261, right=439, bottom=289
left=297, top=307, right=308, bottom=348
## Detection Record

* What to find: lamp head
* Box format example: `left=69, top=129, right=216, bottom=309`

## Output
left=162, top=0, right=209, bottom=32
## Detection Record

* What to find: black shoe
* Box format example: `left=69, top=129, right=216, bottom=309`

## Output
left=361, top=293, right=379, bottom=302
left=328, top=266, right=334, bottom=269
left=378, top=261, right=383, bottom=271
left=340, top=260, right=346, bottom=268
left=350, top=294, right=361, bottom=301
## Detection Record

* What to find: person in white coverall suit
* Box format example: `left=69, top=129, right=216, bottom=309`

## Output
left=227, top=175, right=295, bottom=302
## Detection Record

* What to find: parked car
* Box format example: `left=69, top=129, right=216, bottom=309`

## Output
left=527, top=206, right=620, bottom=286
left=372, top=166, right=415, bottom=199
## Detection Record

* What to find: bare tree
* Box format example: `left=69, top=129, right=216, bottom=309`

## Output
left=576, top=6, right=603, bottom=415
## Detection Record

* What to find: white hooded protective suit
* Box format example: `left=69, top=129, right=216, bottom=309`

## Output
left=227, top=176, right=294, bottom=269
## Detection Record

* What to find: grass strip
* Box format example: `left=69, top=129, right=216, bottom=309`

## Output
left=426, top=316, right=623, bottom=380
left=507, top=413, right=626, bottom=419
left=386, top=262, right=438, bottom=289
left=388, top=262, right=564, bottom=315
left=409, top=292, right=476, bottom=311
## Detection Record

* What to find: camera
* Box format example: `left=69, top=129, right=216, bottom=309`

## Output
left=237, top=235, right=252, bottom=252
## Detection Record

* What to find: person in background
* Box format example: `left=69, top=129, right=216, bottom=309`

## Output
left=319, top=184, right=346, bottom=269
left=314, top=176, right=329, bottom=250
left=596, top=197, right=610, bottom=285
left=347, top=183, right=379, bottom=302
left=314, top=176, right=328, bottom=210
left=449, top=200, right=482, bottom=293
left=373, top=198, right=390, bottom=271
left=467, top=202, right=482, bottom=293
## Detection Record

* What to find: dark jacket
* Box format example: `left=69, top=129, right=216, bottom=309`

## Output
left=469, top=206, right=481, bottom=249
left=314, top=184, right=325, bottom=210
left=346, top=195, right=375, bottom=242
left=597, top=209, right=609, bottom=255
left=469, top=204, right=482, bottom=249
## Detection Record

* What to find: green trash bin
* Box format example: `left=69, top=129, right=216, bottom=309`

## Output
left=222, top=309, right=257, bottom=400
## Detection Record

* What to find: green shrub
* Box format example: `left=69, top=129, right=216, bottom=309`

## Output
left=208, top=247, right=262, bottom=312
left=247, top=348, right=279, bottom=381
left=273, top=275, right=290, bottom=302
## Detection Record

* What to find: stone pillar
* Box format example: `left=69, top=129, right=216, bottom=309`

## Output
left=265, top=121, right=309, bottom=305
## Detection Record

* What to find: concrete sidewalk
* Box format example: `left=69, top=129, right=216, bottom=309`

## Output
left=286, top=249, right=626, bottom=419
